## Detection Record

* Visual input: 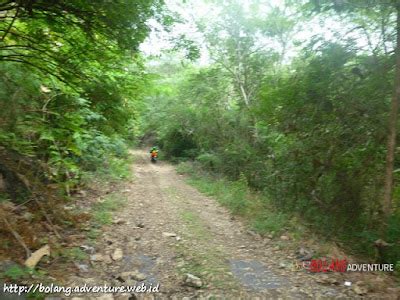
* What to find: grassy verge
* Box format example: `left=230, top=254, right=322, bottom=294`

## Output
left=174, top=208, right=239, bottom=290
left=82, top=154, right=132, bottom=240
left=176, top=162, right=400, bottom=279
left=164, top=186, right=238, bottom=288
left=176, top=161, right=301, bottom=238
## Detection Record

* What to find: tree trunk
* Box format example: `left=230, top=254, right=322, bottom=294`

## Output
left=383, top=2, right=400, bottom=220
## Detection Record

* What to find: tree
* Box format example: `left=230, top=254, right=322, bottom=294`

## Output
left=383, top=1, right=400, bottom=221
left=0, top=0, right=164, bottom=84
left=198, top=1, right=280, bottom=109
left=0, top=0, right=168, bottom=198
left=298, top=0, right=399, bottom=223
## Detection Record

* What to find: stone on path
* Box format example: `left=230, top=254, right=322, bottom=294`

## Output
left=119, top=270, right=147, bottom=282
left=353, top=281, right=368, bottom=295
left=91, top=294, right=114, bottom=300
left=183, top=273, right=203, bottom=288
left=90, top=254, right=104, bottom=262
left=111, top=248, right=124, bottom=261
left=162, top=232, right=177, bottom=237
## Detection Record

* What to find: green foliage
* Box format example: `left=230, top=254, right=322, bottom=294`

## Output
left=178, top=162, right=290, bottom=236
left=0, top=265, right=48, bottom=285
left=251, top=212, right=289, bottom=235
left=188, top=177, right=246, bottom=215
left=0, top=0, right=164, bottom=83
left=2, top=265, right=31, bottom=281
left=185, top=171, right=245, bottom=215
left=0, top=0, right=165, bottom=200
left=1, top=0, right=400, bottom=276
left=395, top=261, right=400, bottom=277
left=142, top=1, right=399, bottom=264
left=0, top=192, right=9, bottom=202
left=93, top=210, right=112, bottom=225
left=196, top=153, right=222, bottom=171
left=60, top=247, right=88, bottom=262
left=87, top=228, right=101, bottom=240
left=0, top=62, right=137, bottom=196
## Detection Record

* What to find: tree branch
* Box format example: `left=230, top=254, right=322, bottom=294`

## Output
left=0, top=4, right=19, bottom=42
left=0, top=211, right=31, bottom=258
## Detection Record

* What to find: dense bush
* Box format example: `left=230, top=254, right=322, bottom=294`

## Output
left=142, top=3, right=400, bottom=263
left=0, top=0, right=165, bottom=200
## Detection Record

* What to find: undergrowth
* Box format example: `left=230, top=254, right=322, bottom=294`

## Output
left=92, top=194, right=127, bottom=226
left=177, top=161, right=400, bottom=279
left=0, top=150, right=132, bottom=299
left=176, top=161, right=293, bottom=238
left=81, top=155, right=133, bottom=184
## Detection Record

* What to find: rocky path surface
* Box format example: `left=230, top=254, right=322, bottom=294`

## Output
left=66, top=150, right=399, bottom=299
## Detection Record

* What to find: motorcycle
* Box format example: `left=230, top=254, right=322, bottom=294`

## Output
left=150, top=152, right=158, bottom=163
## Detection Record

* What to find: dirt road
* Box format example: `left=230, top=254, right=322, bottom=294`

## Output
left=66, top=150, right=398, bottom=299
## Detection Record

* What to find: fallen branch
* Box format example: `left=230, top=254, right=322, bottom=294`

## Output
left=33, top=198, right=62, bottom=239
left=24, top=244, right=50, bottom=268
left=0, top=212, right=31, bottom=258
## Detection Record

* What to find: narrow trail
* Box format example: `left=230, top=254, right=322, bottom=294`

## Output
left=67, top=150, right=397, bottom=299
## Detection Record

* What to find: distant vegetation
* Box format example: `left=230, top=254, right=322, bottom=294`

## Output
left=142, top=1, right=400, bottom=265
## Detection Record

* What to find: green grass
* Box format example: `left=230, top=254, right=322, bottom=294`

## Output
left=180, top=210, right=199, bottom=222
left=177, top=162, right=292, bottom=237
left=1, top=265, right=31, bottom=281
left=0, top=265, right=48, bottom=282
left=395, top=261, right=400, bottom=277
left=50, top=245, right=89, bottom=263
left=107, top=156, right=132, bottom=180
left=186, top=175, right=248, bottom=215
left=176, top=161, right=197, bottom=176
left=87, top=228, right=101, bottom=240
left=0, top=265, right=47, bottom=300
left=175, top=209, right=238, bottom=289
left=0, top=192, right=10, bottom=202
left=175, top=246, right=235, bottom=289
left=176, top=162, right=400, bottom=279
left=164, top=186, right=179, bottom=197
left=92, top=194, right=126, bottom=225
left=251, top=212, right=289, bottom=235
left=61, top=247, right=88, bottom=261
left=180, top=210, right=211, bottom=241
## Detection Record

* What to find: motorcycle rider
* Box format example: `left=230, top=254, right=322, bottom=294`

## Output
left=150, top=146, right=158, bottom=160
